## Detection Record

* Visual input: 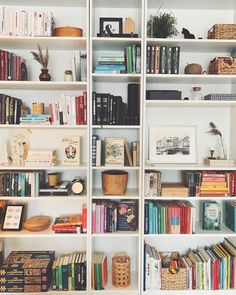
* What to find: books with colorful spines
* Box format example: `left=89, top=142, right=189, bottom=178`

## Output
left=225, top=201, right=236, bottom=232
left=211, top=244, right=227, bottom=289
left=204, top=246, right=219, bottom=290
left=92, top=252, right=108, bottom=290
left=52, top=215, right=82, bottom=231
left=82, top=203, right=87, bottom=233
left=202, top=201, right=221, bottom=230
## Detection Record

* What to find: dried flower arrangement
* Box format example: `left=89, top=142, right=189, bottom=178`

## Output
left=31, top=44, right=49, bottom=69
left=207, top=122, right=226, bottom=159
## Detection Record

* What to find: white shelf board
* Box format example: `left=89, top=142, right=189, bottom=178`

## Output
left=92, top=188, right=139, bottom=199
left=0, top=195, right=87, bottom=201
left=0, top=81, right=87, bottom=90
left=92, top=125, right=140, bottom=129
left=0, top=164, right=87, bottom=171
left=144, top=290, right=236, bottom=294
left=92, top=73, right=141, bottom=82
left=1, top=227, right=88, bottom=238
left=145, top=100, right=236, bottom=108
left=92, top=271, right=138, bottom=294
left=145, top=163, right=236, bottom=171
left=92, top=166, right=139, bottom=170
left=144, top=196, right=236, bottom=201
left=1, top=0, right=86, bottom=7
left=93, top=0, right=142, bottom=8
left=92, top=37, right=141, bottom=50
left=0, top=36, right=87, bottom=50
left=146, top=74, right=236, bottom=84
left=92, top=231, right=139, bottom=237
left=0, top=124, right=87, bottom=129
left=146, top=38, right=236, bottom=53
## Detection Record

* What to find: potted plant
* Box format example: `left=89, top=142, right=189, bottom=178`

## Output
left=147, top=12, right=178, bottom=38
left=31, top=44, right=51, bottom=81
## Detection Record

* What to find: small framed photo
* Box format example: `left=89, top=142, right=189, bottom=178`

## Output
left=2, top=205, right=24, bottom=231
left=149, top=126, right=197, bottom=164
left=100, top=17, right=123, bottom=35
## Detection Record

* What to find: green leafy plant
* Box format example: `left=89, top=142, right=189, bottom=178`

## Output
left=31, top=44, right=49, bottom=69
left=147, top=12, right=178, bottom=38
left=207, top=122, right=226, bottom=159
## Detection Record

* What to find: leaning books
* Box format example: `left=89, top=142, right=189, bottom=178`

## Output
left=62, top=136, right=81, bottom=166
left=104, top=137, right=124, bottom=166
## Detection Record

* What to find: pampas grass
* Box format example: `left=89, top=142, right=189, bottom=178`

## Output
left=31, top=44, right=49, bottom=69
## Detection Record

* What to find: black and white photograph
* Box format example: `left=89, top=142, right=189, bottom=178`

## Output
left=149, top=126, right=197, bottom=163
left=99, top=17, right=123, bottom=36
left=2, top=204, right=25, bottom=231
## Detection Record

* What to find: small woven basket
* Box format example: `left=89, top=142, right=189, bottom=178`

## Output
left=208, top=24, right=236, bottom=39
left=209, top=57, right=236, bottom=75
left=112, top=254, right=131, bottom=288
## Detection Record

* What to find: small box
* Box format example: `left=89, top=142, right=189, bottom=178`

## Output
left=204, top=158, right=235, bottom=167
left=146, top=90, right=182, bottom=100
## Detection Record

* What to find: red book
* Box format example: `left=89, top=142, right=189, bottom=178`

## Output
left=79, top=95, right=84, bottom=125
left=83, top=91, right=87, bottom=125
left=92, top=203, right=96, bottom=233
left=49, top=102, right=54, bottom=123
left=82, top=203, right=87, bottom=233
left=75, top=96, right=80, bottom=125
left=52, top=225, right=77, bottom=230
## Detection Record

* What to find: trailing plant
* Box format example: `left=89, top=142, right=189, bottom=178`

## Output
left=31, top=44, right=49, bottom=69
left=147, top=12, right=178, bottom=38
left=207, top=122, right=226, bottom=159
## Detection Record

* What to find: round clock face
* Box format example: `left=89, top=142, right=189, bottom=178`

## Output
left=71, top=181, right=84, bottom=195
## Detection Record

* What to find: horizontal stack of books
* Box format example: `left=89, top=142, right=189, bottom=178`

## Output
left=92, top=200, right=138, bottom=233
left=52, top=209, right=87, bottom=234
left=94, top=46, right=141, bottom=74
left=0, top=94, right=22, bottom=124
left=20, top=114, right=51, bottom=125
left=91, top=252, right=108, bottom=290
left=200, top=171, right=228, bottom=197
left=144, top=200, right=195, bottom=234
left=0, top=172, right=43, bottom=197
left=146, top=45, right=180, bottom=74
left=144, top=237, right=236, bottom=290
left=52, top=252, right=86, bottom=291
left=204, top=93, right=236, bottom=100
left=0, top=50, right=26, bottom=81
left=0, top=251, right=55, bottom=292
left=25, top=149, right=58, bottom=167
left=161, top=183, right=189, bottom=197
left=0, top=7, right=54, bottom=36
left=144, top=170, right=161, bottom=197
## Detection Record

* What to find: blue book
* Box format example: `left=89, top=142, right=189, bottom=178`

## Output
left=148, top=202, right=153, bottom=234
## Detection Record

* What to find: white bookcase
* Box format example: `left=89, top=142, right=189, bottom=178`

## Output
left=1, top=0, right=236, bottom=294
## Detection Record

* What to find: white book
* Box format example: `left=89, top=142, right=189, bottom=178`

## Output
left=132, top=141, right=137, bottom=166
left=28, top=11, right=34, bottom=36
left=80, top=51, right=87, bottom=82
left=71, top=95, right=76, bottom=126
left=96, top=139, right=101, bottom=166
left=24, top=10, right=28, bottom=36
left=75, top=50, right=81, bottom=81
left=62, top=136, right=81, bottom=166
left=71, top=56, right=76, bottom=81
left=0, top=7, right=3, bottom=35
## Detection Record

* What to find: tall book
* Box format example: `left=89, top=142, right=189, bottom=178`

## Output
left=202, top=201, right=221, bottom=230
left=172, top=46, right=180, bottom=74
left=104, top=137, right=124, bottom=166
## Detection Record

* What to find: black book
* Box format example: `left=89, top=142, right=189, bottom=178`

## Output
left=117, top=200, right=138, bottom=231
left=127, top=83, right=140, bottom=118
left=160, top=46, right=167, bottom=74
left=109, top=95, right=113, bottom=124
left=146, top=45, right=151, bottom=74
left=121, top=102, right=127, bottom=125
left=95, top=93, right=102, bottom=125
left=166, top=47, right=173, bottom=74
left=150, top=46, right=155, bottom=74
left=172, top=46, right=180, bottom=74
left=92, top=91, right=97, bottom=125
left=92, top=135, right=98, bottom=167
left=101, top=93, right=109, bottom=125
left=1, top=94, right=6, bottom=124
left=114, top=96, right=122, bottom=125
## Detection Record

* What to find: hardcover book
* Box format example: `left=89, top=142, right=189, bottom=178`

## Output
left=62, top=136, right=81, bottom=166
left=225, top=201, right=236, bottom=232
left=202, top=201, right=221, bottom=230
left=117, top=200, right=138, bottom=231
left=104, top=137, right=124, bottom=166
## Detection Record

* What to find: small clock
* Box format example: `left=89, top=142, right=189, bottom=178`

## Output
left=71, top=177, right=85, bottom=195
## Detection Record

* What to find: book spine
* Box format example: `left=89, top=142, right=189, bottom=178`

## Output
left=160, top=46, right=167, bottom=74
left=166, top=47, right=173, bottom=74
left=146, top=45, right=151, bottom=74
left=172, top=46, right=180, bottom=74
left=92, top=135, right=97, bottom=167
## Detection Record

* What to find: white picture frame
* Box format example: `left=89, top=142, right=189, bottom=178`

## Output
left=149, top=125, right=197, bottom=164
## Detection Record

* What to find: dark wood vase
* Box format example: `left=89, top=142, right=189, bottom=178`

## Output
left=39, top=68, right=51, bottom=81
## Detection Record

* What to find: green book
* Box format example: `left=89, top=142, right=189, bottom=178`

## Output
left=225, top=201, right=236, bottom=232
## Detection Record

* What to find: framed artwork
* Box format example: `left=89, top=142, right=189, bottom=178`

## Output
left=149, top=126, right=197, bottom=163
left=2, top=205, right=25, bottom=231
left=99, top=17, right=123, bottom=35
left=105, top=137, right=124, bottom=166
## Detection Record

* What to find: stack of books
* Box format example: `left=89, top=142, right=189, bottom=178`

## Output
left=146, top=45, right=180, bottom=74
left=91, top=253, right=108, bottom=290
left=204, top=93, right=236, bottom=100
left=25, top=149, right=58, bottom=167
left=20, top=114, right=51, bottom=125
left=0, top=251, right=55, bottom=292
left=200, top=171, right=228, bottom=197
left=144, top=170, right=161, bottom=197
left=0, top=50, right=25, bottom=80
left=144, top=200, right=195, bottom=234
left=52, top=209, right=87, bottom=234
left=52, top=252, right=86, bottom=291
left=161, top=183, right=189, bottom=197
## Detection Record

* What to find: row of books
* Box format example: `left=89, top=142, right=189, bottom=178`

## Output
left=0, top=7, right=54, bottom=36
left=52, top=252, right=86, bottom=291
left=144, top=200, right=195, bottom=234
left=92, top=200, right=138, bottom=233
left=0, top=93, right=22, bottom=124
left=0, top=49, right=25, bottom=81
left=72, top=51, right=87, bottom=82
left=146, top=45, right=180, bottom=74
left=92, top=136, right=140, bottom=167
left=0, top=172, right=42, bottom=197
left=0, top=251, right=55, bottom=292
left=94, top=46, right=141, bottom=74
left=91, top=253, right=108, bottom=290
left=204, top=93, right=236, bottom=101
left=144, top=238, right=236, bottom=290
left=52, top=208, right=87, bottom=234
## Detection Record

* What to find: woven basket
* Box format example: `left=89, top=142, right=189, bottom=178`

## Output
left=208, top=24, right=236, bottom=39
left=209, top=57, right=236, bottom=75
left=112, top=254, right=131, bottom=288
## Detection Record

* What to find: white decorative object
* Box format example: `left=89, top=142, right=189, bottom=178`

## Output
left=10, top=133, right=30, bottom=166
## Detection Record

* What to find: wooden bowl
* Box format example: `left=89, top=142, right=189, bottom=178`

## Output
left=23, top=216, right=51, bottom=232
left=184, top=63, right=202, bottom=74
left=53, top=26, right=83, bottom=37
left=102, top=170, right=128, bottom=195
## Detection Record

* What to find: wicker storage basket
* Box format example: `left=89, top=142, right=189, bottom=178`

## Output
left=112, top=254, right=131, bottom=288
left=209, top=57, right=236, bottom=75
left=160, top=252, right=187, bottom=290
left=208, top=24, right=236, bottom=39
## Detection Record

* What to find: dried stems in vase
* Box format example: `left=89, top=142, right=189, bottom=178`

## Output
left=207, top=122, right=226, bottom=159
left=31, top=44, right=49, bottom=69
